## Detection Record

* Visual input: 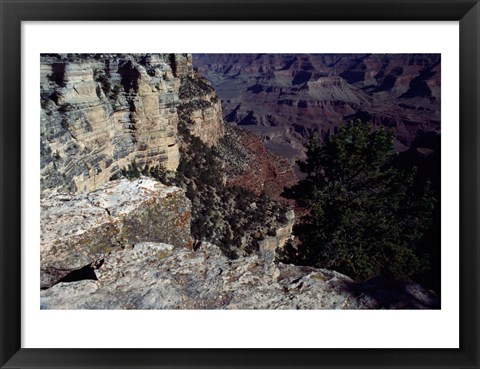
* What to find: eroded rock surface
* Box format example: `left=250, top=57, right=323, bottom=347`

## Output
left=177, top=74, right=225, bottom=147
left=218, top=124, right=298, bottom=202
left=259, top=210, right=295, bottom=253
left=41, top=53, right=223, bottom=195
left=40, top=179, right=192, bottom=288
left=40, top=242, right=439, bottom=309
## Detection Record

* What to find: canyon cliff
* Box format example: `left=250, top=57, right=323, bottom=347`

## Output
left=40, top=53, right=297, bottom=295
left=39, top=53, right=439, bottom=309
left=41, top=53, right=223, bottom=194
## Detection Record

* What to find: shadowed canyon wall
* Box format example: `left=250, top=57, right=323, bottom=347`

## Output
left=194, top=53, right=441, bottom=162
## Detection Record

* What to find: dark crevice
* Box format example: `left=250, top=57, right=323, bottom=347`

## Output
left=118, top=60, right=141, bottom=93
left=339, top=70, right=365, bottom=84
left=373, top=75, right=397, bottom=93
left=169, top=54, right=177, bottom=77
left=49, top=63, right=67, bottom=87
left=54, top=259, right=104, bottom=285
left=292, top=71, right=312, bottom=86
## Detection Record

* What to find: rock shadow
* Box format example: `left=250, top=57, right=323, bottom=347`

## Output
left=340, top=275, right=440, bottom=309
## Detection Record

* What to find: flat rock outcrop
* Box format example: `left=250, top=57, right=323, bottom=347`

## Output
left=40, top=241, right=439, bottom=309
left=40, top=178, right=192, bottom=288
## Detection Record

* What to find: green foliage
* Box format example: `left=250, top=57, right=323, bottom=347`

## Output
left=113, top=161, right=175, bottom=185
left=283, top=120, right=435, bottom=281
left=179, top=76, right=214, bottom=99
left=120, top=160, right=141, bottom=179
left=109, top=120, right=292, bottom=260
left=111, top=84, right=122, bottom=101
left=173, top=122, right=289, bottom=258
left=118, top=60, right=141, bottom=92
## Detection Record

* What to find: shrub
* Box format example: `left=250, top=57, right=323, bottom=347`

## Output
left=282, top=120, right=435, bottom=281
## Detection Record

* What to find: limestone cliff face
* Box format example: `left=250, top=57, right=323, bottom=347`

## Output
left=187, top=94, right=224, bottom=147
left=41, top=53, right=221, bottom=195
left=177, top=73, right=224, bottom=147
left=40, top=179, right=192, bottom=288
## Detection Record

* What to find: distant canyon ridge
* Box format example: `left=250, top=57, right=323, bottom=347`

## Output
left=194, top=53, right=440, bottom=163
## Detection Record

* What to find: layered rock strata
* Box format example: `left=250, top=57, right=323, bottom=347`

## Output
left=177, top=73, right=224, bottom=147
left=194, top=53, right=441, bottom=157
left=40, top=179, right=192, bottom=288
left=40, top=53, right=223, bottom=195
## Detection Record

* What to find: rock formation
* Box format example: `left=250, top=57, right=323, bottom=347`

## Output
left=177, top=74, right=224, bottom=147
left=40, top=53, right=223, bottom=195
left=258, top=210, right=295, bottom=253
left=40, top=241, right=439, bottom=309
left=40, top=179, right=192, bottom=288
left=194, top=53, right=441, bottom=160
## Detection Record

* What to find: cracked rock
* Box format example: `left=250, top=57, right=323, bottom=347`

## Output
left=40, top=178, right=192, bottom=288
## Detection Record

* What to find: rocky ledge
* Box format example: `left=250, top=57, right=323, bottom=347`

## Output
left=41, top=241, right=439, bottom=310
left=41, top=178, right=192, bottom=288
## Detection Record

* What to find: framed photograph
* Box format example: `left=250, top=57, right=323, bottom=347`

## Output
left=1, top=0, right=479, bottom=368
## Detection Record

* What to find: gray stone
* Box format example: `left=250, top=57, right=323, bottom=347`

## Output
left=40, top=179, right=192, bottom=288
left=41, top=241, right=439, bottom=310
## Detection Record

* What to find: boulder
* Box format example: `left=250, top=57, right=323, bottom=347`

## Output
left=40, top=178, right=192, bottom=288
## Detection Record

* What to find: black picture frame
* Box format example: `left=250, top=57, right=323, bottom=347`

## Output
left=1, top=0, right=479, bottom=368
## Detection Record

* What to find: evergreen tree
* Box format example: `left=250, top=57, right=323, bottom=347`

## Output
left=283, top=120, right=435, bottom=281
